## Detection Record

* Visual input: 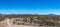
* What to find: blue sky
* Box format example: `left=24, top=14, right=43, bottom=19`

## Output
left=0, top=0, right=60, bottom=15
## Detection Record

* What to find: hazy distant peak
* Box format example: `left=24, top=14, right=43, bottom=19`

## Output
left=48, top=14, right=56, bottom=16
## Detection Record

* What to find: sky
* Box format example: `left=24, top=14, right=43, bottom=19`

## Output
left=0, top=0, right=60, bottom=15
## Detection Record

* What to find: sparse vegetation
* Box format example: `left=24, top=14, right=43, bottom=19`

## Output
left=0, top=14, right=60, bottom=26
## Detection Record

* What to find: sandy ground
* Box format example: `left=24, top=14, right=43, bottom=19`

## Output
left=0, top=23, right=9, bottom=27
left=0, top=22, right=56, bottom=27
left=0, top=18, right=59, bottom=27
left=11, top=25, right=39, bottom=27
left=0, top=23, right=39, bottom=27
left=0, top=18, right=39, bottom=27
left=0, top=22, right=58, bottom=27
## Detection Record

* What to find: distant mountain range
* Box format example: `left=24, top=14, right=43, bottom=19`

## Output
left=0, top=14, right=59, bottom=16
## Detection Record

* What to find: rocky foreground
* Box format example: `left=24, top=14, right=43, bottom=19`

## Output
left=0, top=21, right=59, bottom=27
left=0, top=14, right=60, bottom=27
left=0, top=20, right=55, bottom=27
left=0, top=22, right=39, bottom=27
left=0, top=23, right=58, bottom=27
left=0, top=18, right=39, bottom=27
